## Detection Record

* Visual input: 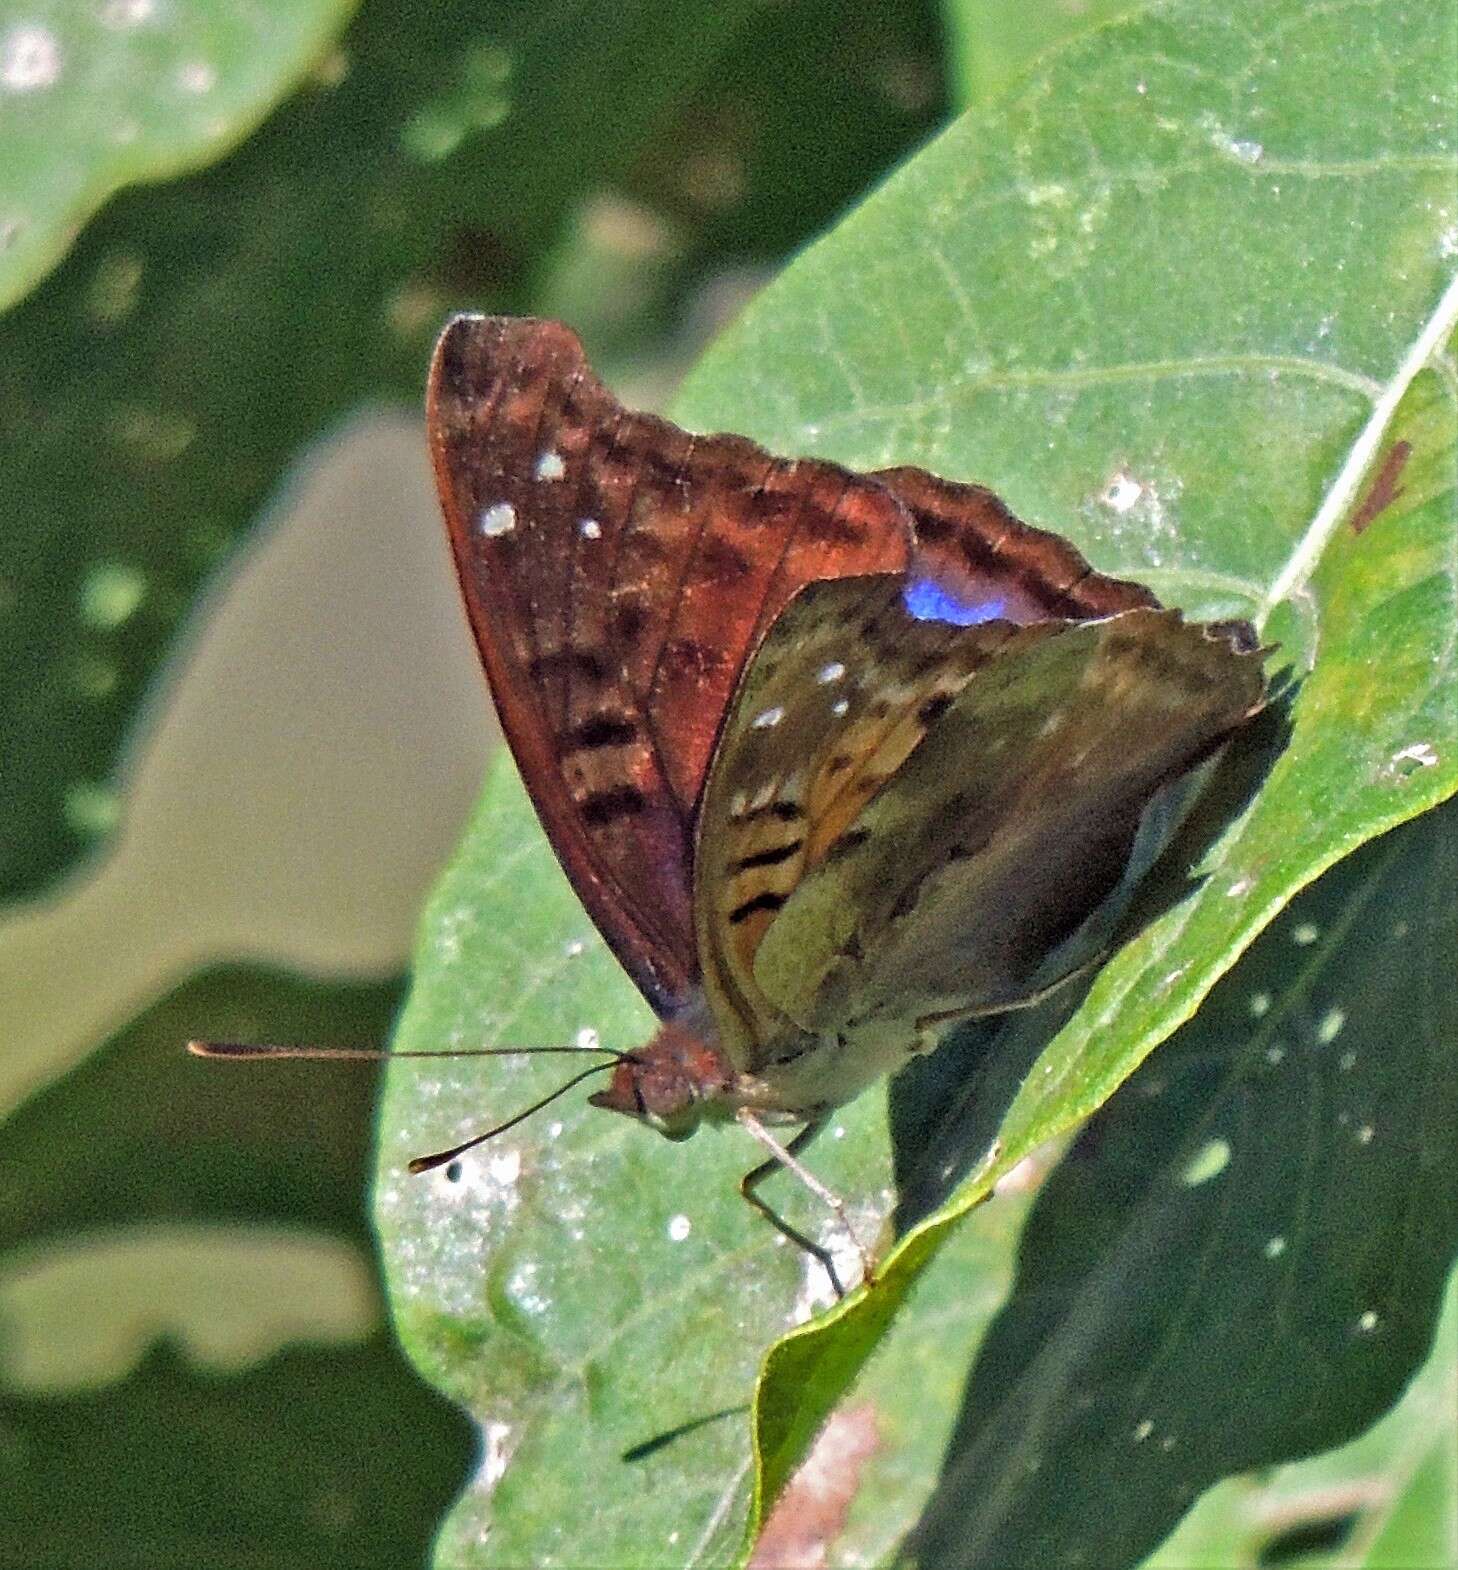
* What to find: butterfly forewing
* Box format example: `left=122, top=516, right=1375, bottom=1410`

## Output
left=428, top=315, right=915, bottom=1016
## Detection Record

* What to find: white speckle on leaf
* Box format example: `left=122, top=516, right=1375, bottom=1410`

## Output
left=1264, top=1235, right=1287, bottom=1259
left=1227, top=876, right=1253, bottom=898
left=817, top=661, right=846, bottom=684
left=487, top=1149, right=520, bottom=1190
left=482, top=1420, right=513, bottom=1486
left=1292, top=922, right=1319, bottom=946
left=177, top=60, right=217, bottom=94
left=1101, top=470, right=1145, bottom=513
left=507, top=1262, right=549, bottom=1316
left=1438, top=226, right=1458, bottom=259
left=1, top=25, right=60, bottom=91
left=547, top=1121, right=563, bottom=1139
left=1391, top=742, right=1439, bottom=770
left=1203, top=115, right=1264, bottom=164
left=534, top=449, right=565, bottom=481
left=1024, top=182, right=1069, bottom=206
left=1338, top=1050, right=1357, bottom=1072
left=578, top=517, right=602, bottom=539
left=1265, top=1044, right=1286, bottom=1065
left=478, top=502, right=516, bottom=536
left=667, top=1214, right=691, bottom=1242
left=1180, top=1137, right=1230, bottom=1186
left=1355, top=1123, right=1375, bottom=1146
left=1358, top=1310, right=1380, bottom=1334
left=563, top=938, right=585, bottom=957
left=752, top=705, right=785, bottom=729
left=574, top=1027, right=600, bottom=1052
left=102, top=0, right=154, bottom=24
left=1317, top=1006, right=1346, bottom=1044
left=1248, top=991, right=1271, bottom=1018
left=1133, top=1419, right=1154, bottom=1442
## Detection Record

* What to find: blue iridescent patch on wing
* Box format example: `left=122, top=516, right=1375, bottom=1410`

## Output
left=902, top=577, right=1007, bottom=626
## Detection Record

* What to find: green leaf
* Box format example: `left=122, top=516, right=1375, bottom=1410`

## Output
left=670, top=0, right=1458, bottom=1538
left=377, top=0, right=1456, bottom=1562
left=900, top=800, right=1458, bottom=1566
left=1148, top=1265, right=1458, bottom=1569
left=0, top=0, right=359, bottom=313
left=377, top=761, right=898, bottom=1565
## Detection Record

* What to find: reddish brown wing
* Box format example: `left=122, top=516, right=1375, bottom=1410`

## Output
left=427, top=315, right=915, bottom=1016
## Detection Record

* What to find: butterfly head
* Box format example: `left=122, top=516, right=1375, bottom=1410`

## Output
left=588, top=1016, right=733, bottom=1141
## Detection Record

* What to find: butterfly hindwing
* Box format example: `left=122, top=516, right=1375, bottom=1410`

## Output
left=693, top=574, right=1039, bottom=1063
left=748, top=606, right=1265, bottom=1041
left=427, top=315, right=915, bottom=1015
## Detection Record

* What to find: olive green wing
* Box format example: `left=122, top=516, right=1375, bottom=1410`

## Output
left=748, top=605, right=1265, bottom=1042
left=691, top=574, right=1044, bottom=1069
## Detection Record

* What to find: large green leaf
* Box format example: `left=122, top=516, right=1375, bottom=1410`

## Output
left=900, top=800, right=1458, bottom=1567
left=378, top=0, right=1456, bottom=1562
left=0, top=0, right=358, bottom=313
left=377, top=761, right=896, bottom=1566
left=1149, top=1269, right=1458, bottom=1569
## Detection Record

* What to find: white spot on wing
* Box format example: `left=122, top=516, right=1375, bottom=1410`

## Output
left=534, top=449, right=565, bottom=481
left=752, top=706, right=785, bottom=729
left=817, top=662, right=846, bottom=684
left=578, top=517, right=602, bottom=539
left=478, top=502, right=516, bottom=536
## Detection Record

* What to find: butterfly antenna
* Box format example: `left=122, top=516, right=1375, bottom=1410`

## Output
left=186, top=1041, right=633, bottom=1064
left=406, top=1060, right=619, bottom=1174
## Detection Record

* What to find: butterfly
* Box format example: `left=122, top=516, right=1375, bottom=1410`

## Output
left=425, top=314, right=1267, bottom=1284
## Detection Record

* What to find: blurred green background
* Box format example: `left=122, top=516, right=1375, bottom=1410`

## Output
left=2, top=2, right=1453, bottom=1567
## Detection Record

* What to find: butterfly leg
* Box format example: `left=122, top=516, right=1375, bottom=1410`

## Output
left=736, top=1109, right=872, bottom=1297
